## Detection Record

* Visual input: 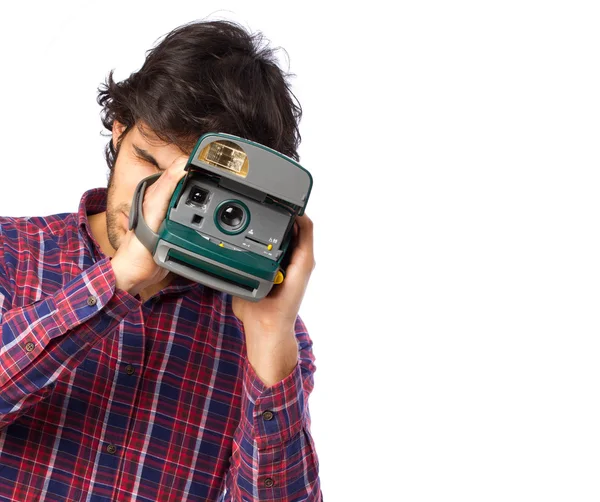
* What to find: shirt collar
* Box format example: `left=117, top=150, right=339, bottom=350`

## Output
left=77, top=187, right=108, bottom=262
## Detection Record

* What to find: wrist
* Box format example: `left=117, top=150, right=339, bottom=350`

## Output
left=245, top=327, right=298, bottom=387
left=110, top=255, right=140, bottom=295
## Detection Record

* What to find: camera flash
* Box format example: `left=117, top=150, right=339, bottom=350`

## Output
left=199, top=140, right=249, bottom=177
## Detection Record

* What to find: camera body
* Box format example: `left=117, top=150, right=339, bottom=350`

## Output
left=129, top=132, right=313, bottom=301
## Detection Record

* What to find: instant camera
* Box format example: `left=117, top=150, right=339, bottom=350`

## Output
left=128, top=132, right=313, bottom=302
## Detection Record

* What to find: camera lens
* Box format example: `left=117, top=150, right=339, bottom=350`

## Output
left=220, top=204, right=244, bottom=228
left=188, top=186, right=209, bottom=206
left=215, top=200, right=250, bottom=235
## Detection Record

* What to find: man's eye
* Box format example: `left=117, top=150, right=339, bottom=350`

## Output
left=137, top=156, right=163, bottom=170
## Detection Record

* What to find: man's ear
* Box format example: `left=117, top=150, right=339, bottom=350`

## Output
left=112, top=120, right=127, bottom=150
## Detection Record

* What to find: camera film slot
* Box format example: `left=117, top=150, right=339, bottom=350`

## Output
left=165, top=251, right=258, bottom=292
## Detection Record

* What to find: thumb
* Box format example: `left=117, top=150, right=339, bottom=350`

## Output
left=143, top=156, right=189, bottom=232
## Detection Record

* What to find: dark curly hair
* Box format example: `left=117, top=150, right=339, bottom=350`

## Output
left=97, top=20, right=302, bottom=171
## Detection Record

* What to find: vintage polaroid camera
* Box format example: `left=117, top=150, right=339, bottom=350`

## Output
left=128, top=132, right=313, bottom=302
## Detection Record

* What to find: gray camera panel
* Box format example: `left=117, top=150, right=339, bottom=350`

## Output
left=189, top=134, right=311, bottom=208
left=169, top=175, right=293, bottom=260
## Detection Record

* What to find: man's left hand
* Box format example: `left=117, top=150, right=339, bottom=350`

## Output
left=232, top=214, right=316, bottom=387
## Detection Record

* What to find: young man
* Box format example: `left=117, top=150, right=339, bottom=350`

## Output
left=0, top=20, right=321, bottom=501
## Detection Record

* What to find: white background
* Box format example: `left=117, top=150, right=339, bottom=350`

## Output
left=1, top=1, right=599, bottom=500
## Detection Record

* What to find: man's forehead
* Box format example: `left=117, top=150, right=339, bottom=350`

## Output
left=134, top=122, right=167, bottom=146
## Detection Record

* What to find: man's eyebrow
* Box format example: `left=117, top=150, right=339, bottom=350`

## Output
left=133, top=144, right=161, bottom=168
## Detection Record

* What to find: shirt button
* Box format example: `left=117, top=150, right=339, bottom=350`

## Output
left=264, top=478, right=274, bottom=488
left=125, top=364, right=135, bottom=375
left=87, top=296, right=97, bottom=307
left=262, top=411, right=274, bottom=421
left=106, top=444, right=117, bottom=454
left=25, top=342, right=35, bottom=352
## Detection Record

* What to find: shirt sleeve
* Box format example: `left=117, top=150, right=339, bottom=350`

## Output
left=225, top=315, right=322, bottom=501
left=0, top=254, right=140, bottom=430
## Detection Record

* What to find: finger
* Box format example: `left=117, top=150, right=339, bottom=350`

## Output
left=292, top=214, right=315, bottom=270
left=143, top=156, right=189, bottom=231
left=150, top=155, right=188, bottom=201
left=278, top=215, right=314, bottom=296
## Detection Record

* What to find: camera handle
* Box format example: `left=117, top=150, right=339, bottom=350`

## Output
left=128, top=173, right=162, bottom=253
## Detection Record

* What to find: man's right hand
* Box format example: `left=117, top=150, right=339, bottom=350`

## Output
left=110, top=156, right=188, bottom=297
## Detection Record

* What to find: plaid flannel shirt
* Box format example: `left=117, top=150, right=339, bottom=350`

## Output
left=0, top=188, right=321, bottom=501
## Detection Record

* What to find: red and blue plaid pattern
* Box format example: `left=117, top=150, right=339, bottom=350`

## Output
left=0, top=188, right=321, bottom=501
